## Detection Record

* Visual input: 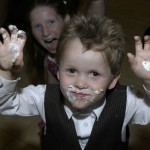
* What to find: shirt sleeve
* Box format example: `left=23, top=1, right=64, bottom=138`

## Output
left=121, top=85, right=150, bottom=141
left=0, top=76, right=46, bottom=122
left=125, top=85, right=150, bottom=125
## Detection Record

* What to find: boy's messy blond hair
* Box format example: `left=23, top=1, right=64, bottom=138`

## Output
left=56, top=16, right=126, bottom=75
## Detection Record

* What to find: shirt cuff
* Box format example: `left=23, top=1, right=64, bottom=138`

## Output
left=143, top=84, right=150, bottom=95
left=0, top=76, right=20, bottom=93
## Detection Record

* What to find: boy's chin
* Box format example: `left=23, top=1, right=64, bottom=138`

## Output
left=70, top=100, right=91, bottom=110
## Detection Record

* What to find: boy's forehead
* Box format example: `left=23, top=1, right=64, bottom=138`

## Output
left=58, top=38, right=107, bottom=66
left=63, top=38, right=85, bottom=52
left=59, top=47, right=110, bottom=74
left=62, top=40, right=104, bottom=62
left=63, top=38, right=103, bottom=56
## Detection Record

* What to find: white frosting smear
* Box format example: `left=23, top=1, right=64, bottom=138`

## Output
left=142, top=61, right=150, bottom=71
left=66, top=85, right=104, bottom=104
left=8, top=43, right=20, bottom=63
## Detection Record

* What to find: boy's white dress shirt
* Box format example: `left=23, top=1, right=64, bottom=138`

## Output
left=0, top=77, right=150, bottom=149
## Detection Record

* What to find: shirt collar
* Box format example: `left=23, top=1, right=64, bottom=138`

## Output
left=64, top=100, right=106, bottom=121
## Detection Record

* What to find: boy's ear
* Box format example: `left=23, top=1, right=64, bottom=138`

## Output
left=108, top=74, right=120, bottom=90
left=57, top=71, right=60, bottom=80
left=64, top=14, right=70, bottom=23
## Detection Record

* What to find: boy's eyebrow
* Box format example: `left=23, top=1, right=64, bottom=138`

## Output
left=65, top=64, right=75, bottom=67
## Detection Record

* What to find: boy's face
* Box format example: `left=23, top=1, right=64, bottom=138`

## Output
left=57, top=38, right=119, bottom=111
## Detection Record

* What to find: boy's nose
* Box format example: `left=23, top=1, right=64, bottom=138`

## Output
left=74, top=77, right=88, bottom=89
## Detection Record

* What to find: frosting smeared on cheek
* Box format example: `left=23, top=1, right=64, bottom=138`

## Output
left=94, top=90, right=103, bottom=95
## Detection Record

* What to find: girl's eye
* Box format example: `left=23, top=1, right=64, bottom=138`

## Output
left=48, top=20, right=55, bottom=25
left=32, top=24, right=41, bottom=31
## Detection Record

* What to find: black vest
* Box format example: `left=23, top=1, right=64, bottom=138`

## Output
left=42, top=83, right=128, bottom=150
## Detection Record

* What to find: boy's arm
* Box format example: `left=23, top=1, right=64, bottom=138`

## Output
left=0, top=25, right=27, bottom=115
left=127, top=36, right=150, bottom=91
left=0, top=29, right=46, bottom=118
left=0, top=25, right=26, bottom=80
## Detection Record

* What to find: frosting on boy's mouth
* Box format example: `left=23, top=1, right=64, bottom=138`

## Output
left=66, top=85, right=104, bottom=104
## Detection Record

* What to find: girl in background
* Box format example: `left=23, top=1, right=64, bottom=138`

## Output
left=21, top=0, right=105, bottom=85
left=24, top=0, right=73, bottom=85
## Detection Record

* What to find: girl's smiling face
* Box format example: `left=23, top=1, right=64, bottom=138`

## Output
left=57, top=38, right=119, bottom=111
left=30, top=6, right=69, bottom=54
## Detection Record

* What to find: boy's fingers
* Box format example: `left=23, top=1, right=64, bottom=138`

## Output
left=17, top=30, right=27, bottom=53
left=127, top=53, right=135, bottom=65
left=134, top=36, right=143, bottom=52
left=8, top=25, right=18, bottom=40
left=8, top=25, right=26, bottom=44
left=143, top=35, right=150, bottom=50
left=0, top=28, right=10, bottom=42
left=17, top=30, right=26, bottom=42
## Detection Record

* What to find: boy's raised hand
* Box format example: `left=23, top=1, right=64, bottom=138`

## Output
left=127, top=36, right=150, bottom=84
left=0, top=25, right=26, bottom=77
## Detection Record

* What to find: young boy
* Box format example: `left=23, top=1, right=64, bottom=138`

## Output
left=0, top=16, right=150, bottom=150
